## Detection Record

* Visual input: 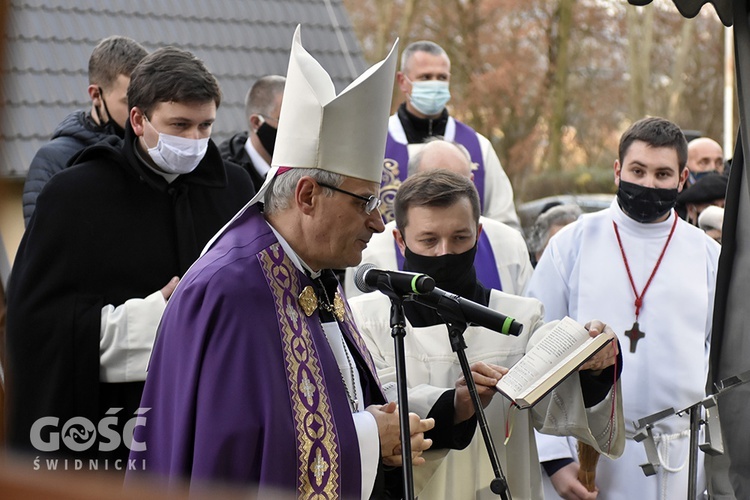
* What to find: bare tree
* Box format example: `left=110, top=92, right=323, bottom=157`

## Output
left=666, top=19, right=695, bottom=119
left=343, top=0, right=730, bottom=201
left=546, top=0, right=577, bottom=172
left=626, top=4, right=654, bottom=120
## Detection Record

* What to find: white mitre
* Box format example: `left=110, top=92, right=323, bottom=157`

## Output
left=200, top=26, right=397, bottom=255
left=250, top=25, right=398, bottom=203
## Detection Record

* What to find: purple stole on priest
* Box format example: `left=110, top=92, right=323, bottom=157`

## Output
left=381, top=119, right=486, bottom=223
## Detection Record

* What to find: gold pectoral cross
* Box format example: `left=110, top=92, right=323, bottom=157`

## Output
left=298, top=286, right=345, bottom=321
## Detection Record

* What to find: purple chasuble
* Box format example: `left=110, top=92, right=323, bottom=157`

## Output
left=393, top=230, right=502, bottom=291
left=381, top=118, right=486, bottom=222
left=128, top=205, right=385, bottom=499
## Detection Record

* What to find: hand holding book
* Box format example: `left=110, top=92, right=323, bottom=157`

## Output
left=495, top=317, right=618, bottom=409
left=453, top=362, right=508, bottom=424
left=578, top=320, right=620, bottom=373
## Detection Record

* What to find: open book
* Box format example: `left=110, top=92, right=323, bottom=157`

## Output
left=495, top=316, right=614, bottom=409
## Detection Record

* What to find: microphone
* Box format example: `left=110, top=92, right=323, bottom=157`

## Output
left=354, top=263, right=436, bottom=296
left=409, top=287, right=523, bottom=336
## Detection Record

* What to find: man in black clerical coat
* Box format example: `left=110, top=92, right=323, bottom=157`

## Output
left=5, top=47, right=254, bottom=467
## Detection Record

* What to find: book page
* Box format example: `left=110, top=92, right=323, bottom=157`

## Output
left=520, top=334, right=610, bottom=403
left=496, top=316, right=588, bottom=399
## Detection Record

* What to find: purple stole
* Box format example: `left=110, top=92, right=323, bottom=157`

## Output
left=258, top=243, right=385, bottom=498
left=393, top=230, right=503, bottom=291
left=381, top=118, right=486, bottom=223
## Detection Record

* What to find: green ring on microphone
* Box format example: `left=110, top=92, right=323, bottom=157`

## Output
left=502, top=317, right=513, bottom=335
left=411, top=275, right=420, bottom=294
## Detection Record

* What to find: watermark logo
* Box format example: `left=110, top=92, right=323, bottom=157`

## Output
left=33, top=457, right=146, bottom=472
left=61, top=417, right=97, bottom=452
left=30, top=407, right=150, bottom=454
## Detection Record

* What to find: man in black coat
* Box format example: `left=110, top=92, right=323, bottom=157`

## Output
left=218, top=75, right=285, bottom=191
left=22, top=36, right=148, bottom=226
left=5, top=47, right=254, bottom=469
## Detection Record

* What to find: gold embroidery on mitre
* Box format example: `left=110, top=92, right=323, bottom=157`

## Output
left=298, top=286, right=318, bottom=317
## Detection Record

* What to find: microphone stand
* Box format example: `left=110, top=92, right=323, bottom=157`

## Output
left=385, top=291, right=415, bottom=500
left=633, top=369, right=750, bottom=500
left=430, top=296, right=511, bottom=499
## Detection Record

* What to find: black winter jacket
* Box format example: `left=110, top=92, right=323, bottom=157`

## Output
left=22, top=110, right=120, bottom=225
left=217, top=132, right=267, bottom=192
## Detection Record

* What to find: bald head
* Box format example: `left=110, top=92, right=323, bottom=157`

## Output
left=687, top=137, right=724, bottom=174
left=407, top=139, right=474, bottom=179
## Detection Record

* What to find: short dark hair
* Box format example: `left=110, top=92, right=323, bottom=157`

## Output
left=88, top=36, right=148, bottom=89
left=395, top=170, right=480, bottom=230
left=245, top=75, right=286, bottom=123
left=127, top=47, right=222, bottom=118
left=619, top=117, right=688, bottom=171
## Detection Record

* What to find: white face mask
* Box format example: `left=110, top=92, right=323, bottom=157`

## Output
left=144, top=118, right=209, bottom=175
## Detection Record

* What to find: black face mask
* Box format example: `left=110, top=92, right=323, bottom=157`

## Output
left=256, top=121, right=277, bottom=157
left=98, top=86, right=125, bottom=139
left=616, top=178, right=678, bottom=223
left=403, top=243, right=478, bottom=295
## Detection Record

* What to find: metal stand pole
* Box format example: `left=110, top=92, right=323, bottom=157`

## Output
left=389, top=298, right=415, bottom=500
left=687, top=404, right=700, bottom=500
left=445, top=323, right=511, bottom=499
left=634, top=370, right=750, bottom=499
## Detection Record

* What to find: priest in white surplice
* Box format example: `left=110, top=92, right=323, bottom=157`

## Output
left=350, top=169, right=625, bottom=500
left=527, top=117, right=721, bottom=500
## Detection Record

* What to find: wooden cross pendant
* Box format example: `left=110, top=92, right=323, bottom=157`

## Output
left=625, top=321, right=645, bottom=353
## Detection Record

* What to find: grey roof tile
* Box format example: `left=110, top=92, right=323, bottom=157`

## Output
left=1, top=0, right=367, bottom=178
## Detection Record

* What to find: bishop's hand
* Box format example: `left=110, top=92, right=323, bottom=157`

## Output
left=367, top=402, right=434, bottom=466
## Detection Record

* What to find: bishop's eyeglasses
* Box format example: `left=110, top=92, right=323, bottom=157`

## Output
left=317, top=182, right=382, bottom=215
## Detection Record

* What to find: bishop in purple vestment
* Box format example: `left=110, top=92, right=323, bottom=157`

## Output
left=128, top=26, right=436, bottom=499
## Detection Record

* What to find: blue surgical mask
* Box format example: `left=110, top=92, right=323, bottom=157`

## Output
left=408, top=79, right=451, bottom=116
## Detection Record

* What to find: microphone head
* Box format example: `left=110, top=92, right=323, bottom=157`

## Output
left=354, top=263, right=377, bottom=293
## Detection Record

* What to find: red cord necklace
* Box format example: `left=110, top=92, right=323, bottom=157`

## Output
left=613, top=214, right=678, bottom=353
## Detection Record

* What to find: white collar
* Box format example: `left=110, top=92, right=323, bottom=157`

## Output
left=244, top=137, right=272, bottom=177
left=266, top=221, right=321, bottom=279
left=610, top=198, right=678, bottom=238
